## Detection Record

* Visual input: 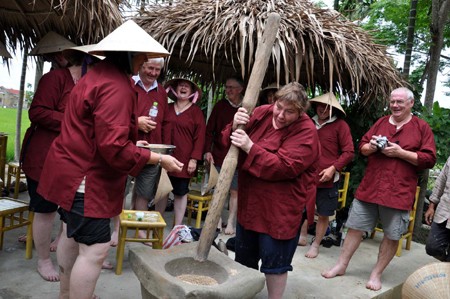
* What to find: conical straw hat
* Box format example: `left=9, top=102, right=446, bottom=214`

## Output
left=262, top=82, right=279, bottom=92
left=29, top=32, right=76, bottom=55
left=89, top=20, right=169, bottom=58
left=63, top=44, right=104, bottom=60
left=0, top=41, right=12, bottom=58
left=309, top=92, right=346, bottom=115
left=402, top=262, right=450, bottom=299
left=164, top=78, right=202, bottom=103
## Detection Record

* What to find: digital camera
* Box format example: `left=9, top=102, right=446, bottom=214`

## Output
left=376, top=136, right=389, bottom=150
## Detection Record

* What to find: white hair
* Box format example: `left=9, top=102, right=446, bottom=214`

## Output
left=146, top=57, right=165, bottom=68
left=391, top=87, right=414, bottom=101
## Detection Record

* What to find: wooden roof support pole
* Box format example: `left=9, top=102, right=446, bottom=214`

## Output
left=195, top=12, right=281, bottom=262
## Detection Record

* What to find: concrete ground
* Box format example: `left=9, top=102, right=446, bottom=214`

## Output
left=0, top=189, right=438, bottom=299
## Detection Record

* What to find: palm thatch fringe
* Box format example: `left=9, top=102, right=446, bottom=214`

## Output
left=136, top=0, right=405, bottom=106
left=0, top=0, right=123, bottom=54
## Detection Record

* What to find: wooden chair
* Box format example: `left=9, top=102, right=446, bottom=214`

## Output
left=338, top=172, right=350, bottom=210
left=6, top=162, right=26, bottom=199
left=186, top=190, right=213, bottom=229
left=0, top=197, right=33, bottom=259
left=370, top=186, right=420, bottom=257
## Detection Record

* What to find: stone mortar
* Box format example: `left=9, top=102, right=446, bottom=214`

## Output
left=130, top=242, right=265, bottom=299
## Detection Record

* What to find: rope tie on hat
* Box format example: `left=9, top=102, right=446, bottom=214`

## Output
left=166, top=86, right=199, bottom=103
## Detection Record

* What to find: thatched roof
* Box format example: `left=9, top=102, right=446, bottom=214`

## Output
left=135, top=0, right=405, bottom=105
left=0, top=0, right=123, bottom=55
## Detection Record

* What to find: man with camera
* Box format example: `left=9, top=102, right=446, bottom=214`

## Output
left=322, top=87, right=436, bottom=291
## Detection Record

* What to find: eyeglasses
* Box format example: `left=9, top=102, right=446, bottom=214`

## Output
left=389, top=100, right=408, bottom=105
left=225, top=85, right=240, bottom=89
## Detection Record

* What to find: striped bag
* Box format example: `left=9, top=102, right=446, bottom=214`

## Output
left=162, top=225, right=193, bottom=249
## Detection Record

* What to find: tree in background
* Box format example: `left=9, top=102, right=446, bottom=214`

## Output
left=322, top=0, right=450, bottom=241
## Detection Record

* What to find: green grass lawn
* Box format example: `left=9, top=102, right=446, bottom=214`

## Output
left=0, top=108, right=30, bottom=162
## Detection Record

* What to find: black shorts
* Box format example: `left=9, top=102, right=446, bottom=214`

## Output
left=27, top=177, right=58, bottom=213
left=315, top=183, right=339, bottom=216
left=58, top=192, right=111, bottom=245
left=168, top=176, right=190, bottom=196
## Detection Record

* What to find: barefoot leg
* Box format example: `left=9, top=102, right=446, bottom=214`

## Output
left=50, top=221, right=63, bottom=252
left=110, top=215, right=120, bottom=247
left=57, top=223, right=78, bottom=298
left=322, top=228, right=363, bottom=278
left=224, top=189, right=237, bottom=235
left=305, top=215, right=329, bottom=258
left=173, top=194, right=187, bottom=226
left=33, top=212, right=60, bottom=281
left=298, top=221, right=308, bottom=246
left=70, top=242, right=110, bottom=299
left=365, top=236, right=398, bottom=291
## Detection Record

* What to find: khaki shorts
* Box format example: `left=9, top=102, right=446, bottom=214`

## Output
left=345, top=199, right=410, bottom=240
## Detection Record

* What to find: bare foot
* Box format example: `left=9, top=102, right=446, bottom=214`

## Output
left=366, top=273, right=382, bottom=291
left=298, top=236, right=307, bottom=246
left=37, top=259, right=60, bottom=282
left=305, top=244, right=320, bottom=258
left=102, top=260, right=114, bottom=270
left=18, top=234, right=27, bottom=243
left=110, top=230, right=119, bottom=247
left=49, top=237, right=60, bottom=252
left=321, top=264, right=346, bottom=279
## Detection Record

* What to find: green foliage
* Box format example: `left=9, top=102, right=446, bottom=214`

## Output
left=420, top=102, right=450, bottom=165
left=361, top=0, right=450, bottom=98
left=25, top=83, right=34, bottom=107
left=335, top=0, right=375, bottom=21
left=0, top=108, right=30, bottom=161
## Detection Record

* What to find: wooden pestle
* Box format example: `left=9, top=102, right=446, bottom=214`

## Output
left=196, top=12, right=281, bottom=261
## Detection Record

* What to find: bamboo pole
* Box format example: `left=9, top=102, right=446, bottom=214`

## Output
left=195, top=12, right=281, bottom=261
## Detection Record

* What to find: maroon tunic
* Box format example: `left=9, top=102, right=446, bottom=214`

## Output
left=222, top=105, right=320, bottom=239
left=132, top=82, right=171, bottom=144
left=37, top=60, right=150, bottom=218
left=355, top=115, right=436, bottom=210
left=167, top=103, right=206, bottom=178
left=204, top=99, right=238, bottom=166
left=315, top=118, right=354, bottom=188
left=21, top=68, right=74, bottom=181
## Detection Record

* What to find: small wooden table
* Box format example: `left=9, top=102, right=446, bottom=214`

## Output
left=0, top=197, right=33, bottom=259
left=115, top=210, right=166, bottom=275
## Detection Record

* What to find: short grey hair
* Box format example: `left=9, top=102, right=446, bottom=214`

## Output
left=146, top=57, right=165, bottom=68
left=391, top=87, right=414, bottom=101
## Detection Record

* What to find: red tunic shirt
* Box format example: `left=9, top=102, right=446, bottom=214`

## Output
left=21, top=68, right=75, bottom=181
left=222, top=105, right=320, bottom=239
left=204, top=99, right=239, bottom=166
left=132, top=82, right=171, bottom=144
left=37, top=60, right=150, bottom=218
left=355, top=115, right=436, bottom=210
left=315, top=118, right=354, bottom=188
left=166, top=103, right=206, bottom=178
